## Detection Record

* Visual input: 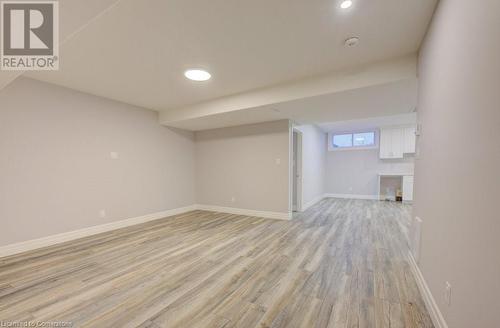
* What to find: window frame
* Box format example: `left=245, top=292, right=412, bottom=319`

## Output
left=329, top=130, right=379, bottom=151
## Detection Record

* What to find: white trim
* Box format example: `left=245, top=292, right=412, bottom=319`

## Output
left=324, top=193, right=379, bottom=200
left=408, top=252, right=448, bottom=328
left=288, top=121, right=294, bottom=213
left=195, top=204, right=291, bottom=221
left=292, top=128, right=303, bottom=212
left=0, top=204, right=292, bottom=258
left=0, top=205, right=198, bottom=258
left=302, top=194, right=327, bottom=211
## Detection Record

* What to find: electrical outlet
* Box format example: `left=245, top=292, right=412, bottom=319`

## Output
left=231, top=196, right=236, bottom=203
left=99, top=209, right=107, bottom=218
left=110, top=151, right=119, bottom=159
left=275, top=158, right=281, bottom=165
left=444, top=281, right=452, bottom=306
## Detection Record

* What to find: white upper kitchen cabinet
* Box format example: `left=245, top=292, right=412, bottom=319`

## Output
left=403, top=126, right=416, bottom=154
left=379, top=128, right=392, bottom=158
left=379, top=126, right=416, bottom=159
left=379, top=128, right=404, bottom=159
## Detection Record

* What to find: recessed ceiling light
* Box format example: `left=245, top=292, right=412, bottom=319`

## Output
left=184, top=69, right=211, bottom=81
left=340, top=0, right=353, bottom=9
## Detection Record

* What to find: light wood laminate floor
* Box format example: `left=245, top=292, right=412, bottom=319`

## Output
left=0, top=198, right=433, bottom=327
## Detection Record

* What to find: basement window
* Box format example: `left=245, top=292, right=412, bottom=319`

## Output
left=332, top=131, right=376, bottom=149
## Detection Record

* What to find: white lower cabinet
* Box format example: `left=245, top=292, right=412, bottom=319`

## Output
left=402, top=175, right=414, bottom=202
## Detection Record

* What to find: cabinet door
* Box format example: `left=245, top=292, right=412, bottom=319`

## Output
left=391, top=128, right=404, bottom=158
left=403, top=175, right=414, bottom=201
left=379, top=129, right=392, bottom=158
left=404, top=126, right=416, bottom=153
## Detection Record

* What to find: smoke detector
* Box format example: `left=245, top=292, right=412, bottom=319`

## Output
left=344, top=37, right=359, bottom=47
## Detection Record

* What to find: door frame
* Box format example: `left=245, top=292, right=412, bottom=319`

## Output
left=292, top=128, right=303, bottom=212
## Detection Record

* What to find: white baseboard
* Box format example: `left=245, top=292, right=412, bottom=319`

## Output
left=302, top=194, right=328, bottom=211
left=0, top=205, right=198, bottom=258
left=195, top=204, right=291, bottom=220
left=408, top=252, right=448, bottom=328
left=324, top=193, right=379, bottom=200
left=0, top=204, right=291, bottom=258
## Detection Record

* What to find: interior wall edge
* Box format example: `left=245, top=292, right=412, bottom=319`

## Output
left=408, top=252, right=449, bottom=328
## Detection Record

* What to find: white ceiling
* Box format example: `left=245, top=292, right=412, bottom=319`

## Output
left=164, top=78, right=417, bottom=131
left=22, top=0, right=437, bottom=112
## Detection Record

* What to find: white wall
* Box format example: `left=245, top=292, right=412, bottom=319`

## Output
left=414, top=0, right=500, bottom=327
left=0, top=78, right=292, bottom=248
left=326, top=148, right=414, bottom=198
left=195, top=120, right=290, bottom=214
left=0, top=78, right=196, bottom=247
left=294, top=125, right=327, bottom=207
